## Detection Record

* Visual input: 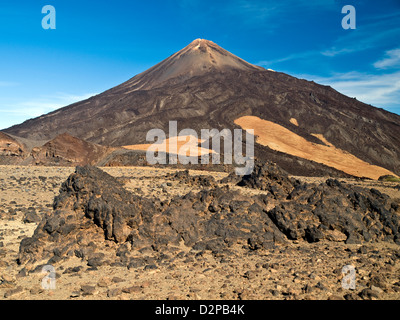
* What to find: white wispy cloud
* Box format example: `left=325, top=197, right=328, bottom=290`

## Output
left=226, top=0, right=337, bottom=28
left=1, top=92, right=96, bottom=120
left=321, top=12, right=400, bottom=57
left=314, top=49, right=400, bottom=109
left=255, top=50, right=320, bottom=67
left=296, top=71, right=400, bottom=110
left=373, top=48, right=400, bottom=69
left=178, top=0, right=337, bottom=30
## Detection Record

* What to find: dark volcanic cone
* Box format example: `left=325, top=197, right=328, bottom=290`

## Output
left=3, top=39, right=400, bottom=176
left=120, top=38, right=264, bottom=91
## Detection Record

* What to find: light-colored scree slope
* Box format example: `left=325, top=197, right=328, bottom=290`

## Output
left=123, top=135, right=215, bottom=157
left=235, top=115, right=397, bottom=180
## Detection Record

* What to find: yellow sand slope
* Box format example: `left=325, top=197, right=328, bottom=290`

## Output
left=235, top=116, right=396, bottom=180
left=123, top=135, right=215, bottom=157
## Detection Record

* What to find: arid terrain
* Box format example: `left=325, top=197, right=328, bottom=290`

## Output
left=1, top=164, right=399, bottom=300
left=1, top=38, right=399, bottom=301
left=2, top=44, right=400, bottom=301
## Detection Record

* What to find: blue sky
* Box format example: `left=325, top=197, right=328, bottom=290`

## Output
left=1, top=0, right=400, bottom=130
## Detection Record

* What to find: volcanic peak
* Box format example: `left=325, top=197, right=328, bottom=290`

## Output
left=120, top=38, right=264, bottom=91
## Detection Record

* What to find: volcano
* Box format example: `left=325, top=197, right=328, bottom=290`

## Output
left=3, top=39, right=400, bottom=178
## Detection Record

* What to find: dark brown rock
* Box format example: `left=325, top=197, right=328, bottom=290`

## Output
left=4, top=286, right=24, bottom=298
left=237, top=161, right=296, bottom=198
left=107, top=288, right=122, bottom=298
left=81, top=285, right=97, bottom=296
left=17, top=163, right=400, bottom=272
left=359, top=288, right=380, bottom=300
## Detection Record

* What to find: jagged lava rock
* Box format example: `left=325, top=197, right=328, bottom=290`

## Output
left=18, top=166, right=285, bottom=266
left=237, top=161, right=400, bottom=244
left=237, top=161, right=298, bottom=198
left=17, top=164, right=399, bottom=268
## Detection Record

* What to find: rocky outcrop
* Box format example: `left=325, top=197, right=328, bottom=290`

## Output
left=18, top=163, right=400, bottom=268
left=165, top=169, right=217, bottom=188
left=17, top=166, right=285, bottom=266
left=30, top=133, right=115, bottom=166
left=271, top=179, right=400, bottom=244
left=236, top=161, right=400, bottom=244
left=237, top=161, right=298, bottom=199
left=0, top=132, right=118, bottom=166
left=0, top=132, right=26, bottom=164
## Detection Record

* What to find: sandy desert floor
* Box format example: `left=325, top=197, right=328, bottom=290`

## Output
left=0, top=165, right=399, bottom=300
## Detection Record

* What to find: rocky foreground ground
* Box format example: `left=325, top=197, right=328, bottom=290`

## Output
left=0, top=164, right=399, bottom=300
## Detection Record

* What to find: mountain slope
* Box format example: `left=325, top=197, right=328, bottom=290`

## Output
left=119, top=38, right=264, bottom=91
left=3, top=39, right=400, bottom=177
left=29, top=133, right=115, bottom=166
left=0, top=131, right=27, bottom=164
